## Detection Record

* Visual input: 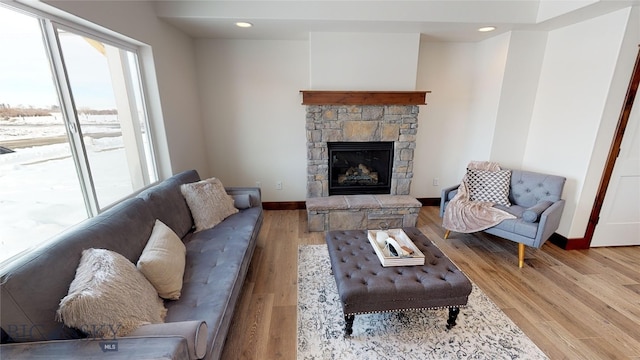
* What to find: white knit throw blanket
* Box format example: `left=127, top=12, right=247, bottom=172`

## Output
left=442, top=161, right=515, bottom=233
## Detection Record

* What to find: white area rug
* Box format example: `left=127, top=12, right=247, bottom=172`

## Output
left=297, top=244, right=549, bottom=360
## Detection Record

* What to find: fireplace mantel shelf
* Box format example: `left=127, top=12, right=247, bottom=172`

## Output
left=300, top=90, right=430, bottom=105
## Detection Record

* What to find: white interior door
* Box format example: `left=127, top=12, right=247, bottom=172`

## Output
left=591, top=94, right=640, bottom=247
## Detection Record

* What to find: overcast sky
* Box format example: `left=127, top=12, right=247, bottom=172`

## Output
left=0, top=5, right=115, bottom=110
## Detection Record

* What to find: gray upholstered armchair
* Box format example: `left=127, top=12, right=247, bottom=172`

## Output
left=440, top=169, right=566, bottom=267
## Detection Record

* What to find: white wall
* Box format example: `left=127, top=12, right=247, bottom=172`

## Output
left=309, top=32, right=420, bottom=90
left=524, top=7, right=632, bottom=237
left=413, top=41, right=477, bottom=197
left=490, top=31, right=547, bottom=169
left=464, top=33, right=511, bottom=168
left=413, top=33, right=521, bottom=198
left=195, top=39, right=309, bottom=201
left=42, top=0, right=209, bottom=179
left=414, top=32, right=510, bottom=196
left=574, top=6, right=639, bottom=240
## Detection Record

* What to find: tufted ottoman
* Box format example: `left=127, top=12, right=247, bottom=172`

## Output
left=325, top=227, right=472, bottom=336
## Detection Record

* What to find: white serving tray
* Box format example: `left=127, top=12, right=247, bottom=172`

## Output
left=367, top=229, right=425, bottom=267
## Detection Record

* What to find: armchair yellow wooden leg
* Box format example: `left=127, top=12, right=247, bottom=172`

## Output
left=444, top=230, right=451, bottom=239
left=518, top=243, right=525, bottom=268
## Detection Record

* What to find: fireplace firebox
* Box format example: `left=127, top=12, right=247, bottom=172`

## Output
left=328, top=142, right=394, bottom=195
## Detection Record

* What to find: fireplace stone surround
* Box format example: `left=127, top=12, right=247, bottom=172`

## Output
left=303, top=91, right=428, bottom=232
left=305, top=100, right=424, bottom=198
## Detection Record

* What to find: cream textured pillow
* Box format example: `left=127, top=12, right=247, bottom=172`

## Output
left=137, top=220, right=186, bottom=300
left=57, top=248, right=167, bottom=338
left=180, top=177, right=239, bottom=232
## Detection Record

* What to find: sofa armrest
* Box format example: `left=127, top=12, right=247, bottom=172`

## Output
left=0, top=336, right=190, bottom=359
left=439, top=184, right=460, bottom=217
left=226, top=187, right=262, bottom=208
left=522, top=201, right=553, bottom=222
left=533, top=199, right=566, bottom=248
left=127, top=321, right=207, bottom=360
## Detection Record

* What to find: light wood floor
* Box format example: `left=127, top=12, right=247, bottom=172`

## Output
left=221, top=207, right=640, bottom=359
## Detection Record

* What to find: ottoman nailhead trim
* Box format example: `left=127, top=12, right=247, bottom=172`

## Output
left=346, top=304, right=468, bottom=316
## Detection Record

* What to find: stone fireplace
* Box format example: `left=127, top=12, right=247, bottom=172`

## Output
left=303, top=91, right=429, bottom=232
left=304, top=91, right=428, bottom=198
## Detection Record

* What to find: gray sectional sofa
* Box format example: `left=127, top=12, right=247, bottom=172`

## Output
left=0, top=170, right=263, bottom=359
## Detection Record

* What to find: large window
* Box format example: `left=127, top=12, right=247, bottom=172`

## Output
left=0, top=4, right=158, bottom=264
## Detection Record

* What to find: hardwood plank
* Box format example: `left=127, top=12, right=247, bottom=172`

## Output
left=580, top=273, right=640, bottom=323
left=221, top=206, right=640, bottom=359
left=583, top=248, right=640, bottom=283
left=240, top=293, right=274, bottom=360
left=252, top=212, right=298, bottom=306
left=534, top=320, right=604, bottom=359
left=626, top=284, right=640, bottom=295
left=501, top=308, right=568, bottom=360
left=266, top=305, right=297, bottom=359
left=220, top=281, right=256, bottom=360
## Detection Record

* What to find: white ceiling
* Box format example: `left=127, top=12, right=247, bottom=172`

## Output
left=154, top=0, right=638, bottom=42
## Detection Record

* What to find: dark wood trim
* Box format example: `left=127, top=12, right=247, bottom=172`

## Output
left=549, top=233, right=591, bottom=250
left=583, top=46, right=640, bottom=248
left=300, top=91, right=430, bottom=105
left=564, top=238, right=592, bottom=250
left=262, top=201, right=306, bottom=210
left=417, top=197, right=440, bottom=206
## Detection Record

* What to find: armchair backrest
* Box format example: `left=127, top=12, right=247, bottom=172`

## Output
left=509, top=170, right=566, bottom=208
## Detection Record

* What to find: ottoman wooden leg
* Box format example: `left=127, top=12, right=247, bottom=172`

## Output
left=446, top=307, right=460, bottom=330
left=344, top=314, right=355, bottom=337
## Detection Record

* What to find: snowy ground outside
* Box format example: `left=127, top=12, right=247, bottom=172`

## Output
left=1, top=115, right=132, bottom=263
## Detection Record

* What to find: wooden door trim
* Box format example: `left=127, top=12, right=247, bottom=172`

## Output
left=579, top=45, right=640, bottom=248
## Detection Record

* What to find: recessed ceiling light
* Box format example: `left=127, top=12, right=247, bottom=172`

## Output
left=478, top=26, right=496, bottom=32
left=235, top=22, right=253, bottom=28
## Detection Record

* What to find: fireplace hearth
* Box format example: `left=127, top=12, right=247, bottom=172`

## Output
left=328, top=142, right=393, bottom=195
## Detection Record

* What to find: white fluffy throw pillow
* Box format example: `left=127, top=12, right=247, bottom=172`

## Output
left=137, top=220, right=186, bottom=300
left=57, top=248, right=167, bottom=338
left=180, top=177, right=239, bottom=232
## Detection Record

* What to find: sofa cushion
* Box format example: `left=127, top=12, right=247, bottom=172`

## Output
left=137, top=220, right=186, bottom=300
left=466, top=168, right=511, bottom=206
left=491, top=217, right=539, bottom=239
left=0, top=197, right=156, bottom=342
left=57, top=248, right=167, bottom=338
left=181, top=178, right=239, bottom=232
left=164, top=207, right=262, bottom=357
left=509, top=170, right=566, bottom=207
left=138, top=170, right=201, bottom=238
left=522, top=201, right=553, bottom=223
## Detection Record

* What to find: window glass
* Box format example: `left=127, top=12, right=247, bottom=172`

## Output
left=57, top=29, right=157, bottom=207
left=0, top=5, right=158, bottom=264
left=0, top=6, right=87, bottom=263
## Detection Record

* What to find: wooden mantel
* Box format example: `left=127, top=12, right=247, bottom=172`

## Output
left=300, top=90, right=430, bottom=105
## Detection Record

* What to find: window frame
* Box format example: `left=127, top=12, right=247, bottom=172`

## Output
left=0, top=2, right=161, bottom=265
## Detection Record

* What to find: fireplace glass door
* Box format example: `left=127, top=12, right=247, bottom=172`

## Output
left=328, top=142, right=393, bottom=195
